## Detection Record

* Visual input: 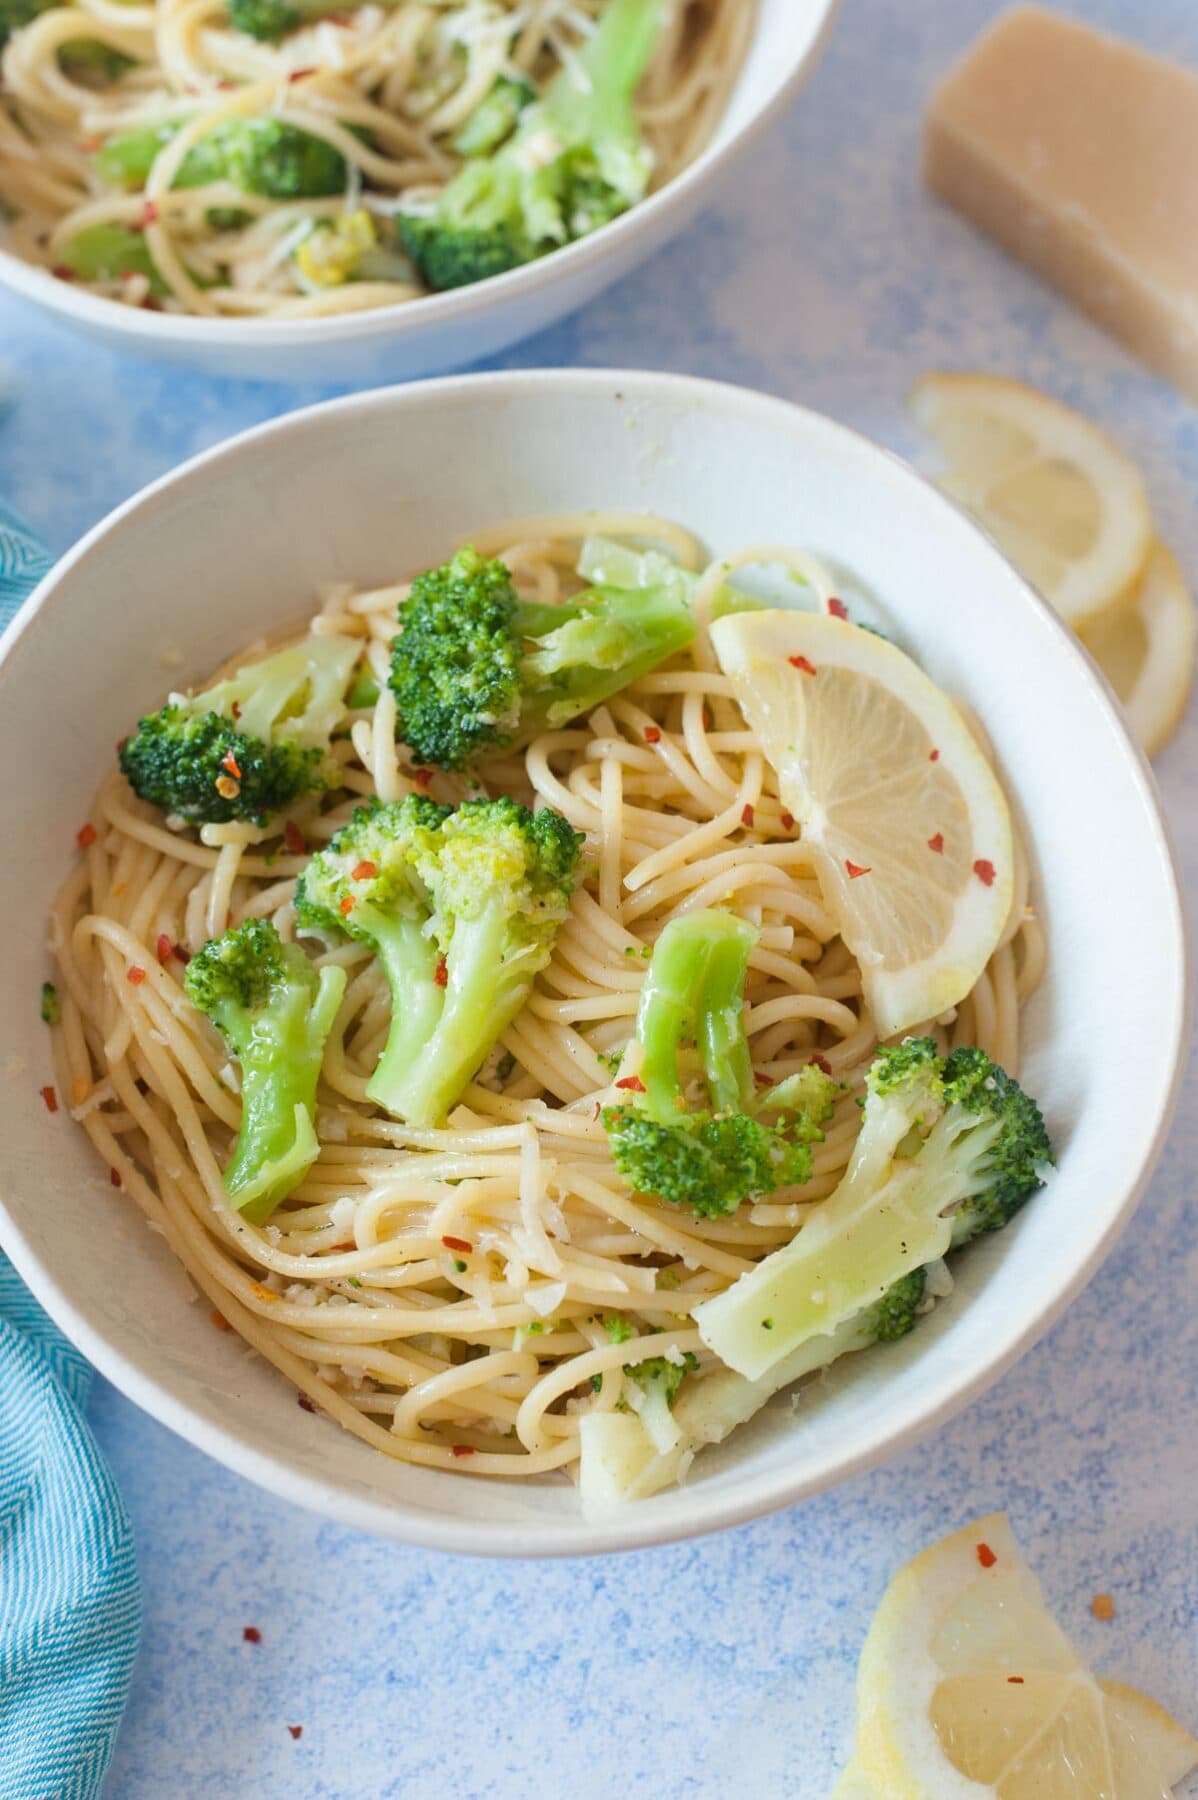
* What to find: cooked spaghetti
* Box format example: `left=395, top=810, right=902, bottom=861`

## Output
left=0, top=0, right=751, bottom=316
left=46, top=513, right=1048, bottom=1499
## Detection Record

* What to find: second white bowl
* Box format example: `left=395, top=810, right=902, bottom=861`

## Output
left=0, top=0, right=840, bottom=383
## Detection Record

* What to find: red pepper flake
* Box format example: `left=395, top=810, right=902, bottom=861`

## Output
left=973, top=859, right=997, bottom=888
left=434, top=957, right=448, bottom=988
left=127, top=965, right=147, bottom=985
left=441, top=1235, right=472, bottom=1254
left=288, top=65, right=317, bottom=80
left=110, top=1167, right=121, bottom=1187
left=141, top=200, right=159, bottom=226
left=171, top=942, right=190, bottom=966
left=351, top=860, right=377, bottom=881
left=339, top=895, right=354, bottom=917
left=827, top=597, right=848, bottom=620
left=243, top=1626, right=261, bottom=1644
left=155, top=932, right=173, bottom=964
left=788, top=654, right=817, bottom=675
left=81, top=134, right=103, bottom=154
left=780, top=812, right=796, bottom=831
left=615, top=1074, right=646, bottom=1093
left=1007, top=1675, right=1025, bottom=1684
left=741, top=803, right=755, bottom=829
left=976, top=1542, right=997, bottom=1569
left=287, top=1725, right=303, bottom=1741
left=929, top=748, right=940, bottom=762
left=809, top=1053, right=832, bottom=1075
left=221, top=750, right=242, bottom=779
left=297, top=1394, right=317, bottom=1413
left=642, top=726, right=662, bottom=744
left=928, top=832, right=944, bottom=855
left=41, top=1085, right=58, bottom=1114
left=450, top=1445, right=475, bottom=1459
left=412, top=767, right=433, bottom=788
left=231, top=700, right=242, bottom=720
left=76, top=822, right=97, bottom=849
left=141, top=297, right=164, bottom=312
left=1091, top=1592, right=1116, bottom=1621
left=283, top=819, right=306, bottom=856
left=845, top=860, right=871, bottom=879
left=51, top=265, right=78, bottom=282
left=210, top=1310, right=231, bottom=1331
left=753, top=1071, right=772, bottom=1088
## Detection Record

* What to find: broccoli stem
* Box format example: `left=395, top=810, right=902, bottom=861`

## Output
left=223, top=962, right=346, bottom=1223
left=59, top=223, right=167, bottom=293
left=515, top=585, right=696, bottom=738
left=635, top=910, right=756, bottom=1119
left=361, top=920, right=446, bottom=1117
left=695, top=923, right=757, bottom=1115
left=370, top=898, right=518, bottom=1128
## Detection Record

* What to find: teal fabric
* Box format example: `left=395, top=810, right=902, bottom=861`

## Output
left=0, top=501, right=52, bottom=610
left=0, top=513, right=141, bottom=1799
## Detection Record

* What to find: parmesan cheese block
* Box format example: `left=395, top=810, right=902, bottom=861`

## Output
left=924, top=6, right=1198, bottom=401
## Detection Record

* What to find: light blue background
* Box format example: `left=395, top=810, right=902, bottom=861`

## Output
left=3, top=1, right=1197, bottom=1793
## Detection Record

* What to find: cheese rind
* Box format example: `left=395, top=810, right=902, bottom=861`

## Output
left=924, top=6, right=1198, bottom=401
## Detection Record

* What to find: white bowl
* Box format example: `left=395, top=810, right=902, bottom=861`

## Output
left=0, top=0, right=840, bottom=384
left=0, top=370, right=1187, bottom=1556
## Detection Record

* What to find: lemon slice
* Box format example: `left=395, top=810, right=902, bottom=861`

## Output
left=710, top=610, right=1013, bottom=1040
left=911, top=372, right=1154, bottom=626
left=850, top=1512, right=1198, bottom=1799
left=1079, top=545, right=1196, bottom=758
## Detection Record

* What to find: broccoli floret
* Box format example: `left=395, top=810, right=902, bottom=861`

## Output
left=601, top=910, right=838, bottom=1219
left=857, top=1267, right=927, bottom=1342
left=620, top=1350, right=699, bottom=1454
left=184, top=919, right=346, bottom=1223
left=0, top=0, right=53, bottom=49
left=295, top=795, right=583, bottom=1126
left=225, top=0, right=350, bottom=39
left=388, top=546, right=695, bottom=769
left=399, top=0, right=665, bottom=291
left=95, top=117, right=346, bottom=198
left=693, top=1039, right=1052, bottom=1380
left=937, top=1045, right=1055, bottom=1244
left=603, top=1112, right=813, bottom=1222
left=452, top=75, right=536, bottom=158
left=119, top=635, right=360, bottom=825
left=40, top=981, right=60, bottom=1025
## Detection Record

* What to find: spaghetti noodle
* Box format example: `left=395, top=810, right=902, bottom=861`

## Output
left=47, top=513, right=1045, bottom=1491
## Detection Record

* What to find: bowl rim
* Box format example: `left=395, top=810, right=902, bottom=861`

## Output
left=0, top=367, right=1189, bottom=1558
left=0, top=0, right=842, bottom=350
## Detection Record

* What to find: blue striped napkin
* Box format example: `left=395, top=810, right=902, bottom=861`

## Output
left=0, top=507, right=141, bottom=1800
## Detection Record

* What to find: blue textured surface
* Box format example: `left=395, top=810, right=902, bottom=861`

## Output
left=2, top=1, right=1197, bottom=1793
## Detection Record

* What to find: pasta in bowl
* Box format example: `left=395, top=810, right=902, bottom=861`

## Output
left=0, top=0, right=841, bottom=378
left=0, top=373, right=1185, bottom=1553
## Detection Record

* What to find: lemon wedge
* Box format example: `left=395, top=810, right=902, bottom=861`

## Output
left=1079, top=545, right=1196, bottom=758
left=710, top=610, right=1013, bottom=1040
left=845, top=1512, right=1198, bottom=1799
left=911, top=372, right=1154, bottom=626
